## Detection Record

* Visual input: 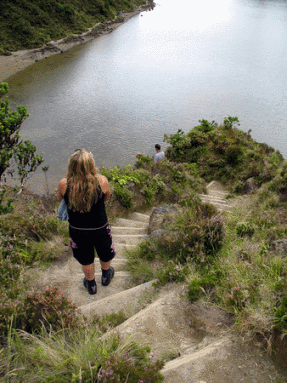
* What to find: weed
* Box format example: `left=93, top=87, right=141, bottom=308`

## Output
left=236, top=222, right=255, bottom=237
left=3, top=327, right=164, bottom=382
left=274, top=296, right=287, bottom=331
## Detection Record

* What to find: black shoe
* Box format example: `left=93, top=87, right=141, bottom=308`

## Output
left=83, top=277, right=97, bottom=295
left=101, top=266, right=114, bottom=286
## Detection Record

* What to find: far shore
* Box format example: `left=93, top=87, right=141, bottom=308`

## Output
left=0, top=4, right=153, bottom=82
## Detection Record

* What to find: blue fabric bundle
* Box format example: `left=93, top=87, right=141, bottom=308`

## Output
left=57, top=199, right=69, bottom=221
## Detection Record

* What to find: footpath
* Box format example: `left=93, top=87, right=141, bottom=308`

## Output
left=31, top=181, right=285, bottom=382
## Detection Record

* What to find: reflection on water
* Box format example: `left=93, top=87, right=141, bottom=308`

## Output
left=6, top=0, right=287, bottom=194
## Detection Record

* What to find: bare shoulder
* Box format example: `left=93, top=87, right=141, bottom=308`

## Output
left=59, top=178, right=67, bottom=187
left=57, top=178, right=67, bottom=201
left=97, top=174, right=111, bottom=200
left=97, top=174, right=108, bottom=185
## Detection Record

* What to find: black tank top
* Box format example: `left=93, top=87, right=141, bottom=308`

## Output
left=64, top=185, right=108, bottom=229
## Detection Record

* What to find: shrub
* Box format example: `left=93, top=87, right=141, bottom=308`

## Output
left=135, top=155, right=152, bottom=169
left=154, top=202, right=225, bottom=264
left=196, top=119, right=217, bottom=133
left=157, top=260, right=188, bottom=284
left=225, top=145, right=243, bottom=165
left=232, top=180, right=244, bottom=194
left=114, top=184, right=134, bottom=209
left=0, top=286, right=81, bottom=336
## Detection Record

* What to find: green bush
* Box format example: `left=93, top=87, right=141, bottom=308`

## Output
left=157, top=260, right=188, bottom=284
left=0, top=286, right=81, bottom=336
left=225, top=145, right=243, bottom=165
left=114, top=184, right=134, bottom=209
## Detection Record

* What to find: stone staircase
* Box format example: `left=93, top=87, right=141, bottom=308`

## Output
left=79, top=211, right=157, bottom=317
left=29, top=184, right=284, bottom=382
left=198, top=180, right=235, bottom=213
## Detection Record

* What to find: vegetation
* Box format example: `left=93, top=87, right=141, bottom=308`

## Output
left=1, top=114, right=287, bottom=379
left=0, top=0, right=148, bottom=54
left=1, top=326, right=164, bottom=382
left=123, top=118, right=287, bottom=345
left=0, top=82, right=44, bottom=212
left=164, top=117, right=284, bottom=191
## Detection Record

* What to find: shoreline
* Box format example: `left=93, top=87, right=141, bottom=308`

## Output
left=0, top=3, right=154, bottom=82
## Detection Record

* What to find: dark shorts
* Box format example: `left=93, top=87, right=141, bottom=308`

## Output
left=69, top=223, right=115, bottom=265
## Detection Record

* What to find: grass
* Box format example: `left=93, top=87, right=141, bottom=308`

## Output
left=1, top=325, right=164, bottom=382
left=0, top=0, right=147, bottom=54
left=124, top=167, right=287, bottom=342
left=1, top=117, right=287, bottom=378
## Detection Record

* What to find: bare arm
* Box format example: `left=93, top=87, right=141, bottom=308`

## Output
left=98, top=175, right=111, bottom=201
left=57, top=178, right=67, bottom=202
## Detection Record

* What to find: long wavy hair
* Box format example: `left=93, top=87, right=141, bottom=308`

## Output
left=67, top=149, right=101, bottom=212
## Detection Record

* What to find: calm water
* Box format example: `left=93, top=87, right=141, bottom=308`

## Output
left=5, top=0, right=287, bottom=193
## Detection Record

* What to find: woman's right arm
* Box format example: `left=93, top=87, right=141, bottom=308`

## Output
left=57, top=178, right=67, bottom=201
left=98, top=175, right=111, bottom=201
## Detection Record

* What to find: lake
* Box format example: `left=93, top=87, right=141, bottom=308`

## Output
left=6, top=0, right=287, bottom=194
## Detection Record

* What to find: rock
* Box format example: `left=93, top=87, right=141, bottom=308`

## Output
left=148, top=204, right=178, bottom=234
left=149, top=229, right=166, bottom=238
left=127, top=181, right=136, bottom=192
left=243, top=177, right=257, bottom=194
left=269, top=239, right=287, bottom=256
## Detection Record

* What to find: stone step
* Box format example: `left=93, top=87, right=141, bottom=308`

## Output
left=199, top=195, right=234, bottom=208
left=160, top=337, right=232, bottom=382
left=76, top=271, right=130, bottom=278
left=114, top=243, right=137, bottom=256
left=114, top=218, right=149, bottom=229
left=111, top=226, right=147, bottom=235
left=107, top=285, right=207, bottom=360
left=128, top=212, right=150, bottom=223
left=112, top=234, right=148, bottom=245
left=206, top=180, right=229, bottom=193
left=207, top=188, right=229, bottom=195
left=79, top=279, right=157, bottom=318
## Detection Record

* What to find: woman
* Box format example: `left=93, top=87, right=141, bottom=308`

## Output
left=57, top=149, right=115, bottom=295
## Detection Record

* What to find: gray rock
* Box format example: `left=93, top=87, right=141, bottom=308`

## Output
left=243, top=177, right=257, bottom=194
left=269, top=239, right=287, bottom=256
left=149, top=229, right=166, bottom=238
left=148, top=204, right=178, bottom=234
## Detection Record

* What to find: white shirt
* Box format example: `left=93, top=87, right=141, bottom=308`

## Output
left=154, top=151, right=165, bottom=163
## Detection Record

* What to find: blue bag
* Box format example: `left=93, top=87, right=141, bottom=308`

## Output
left=57, top=199, right=69, bottom=221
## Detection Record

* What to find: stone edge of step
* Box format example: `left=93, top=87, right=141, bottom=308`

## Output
left=78, top=279, right=157, bottom=318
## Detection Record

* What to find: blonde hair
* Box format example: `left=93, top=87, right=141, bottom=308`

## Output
left=67, top=149, right=101, bottom=212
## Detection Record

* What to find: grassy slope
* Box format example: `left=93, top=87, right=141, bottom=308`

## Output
left=0, top=0, right=147, bottom=54
left=0, top=117, right=286, bottom=379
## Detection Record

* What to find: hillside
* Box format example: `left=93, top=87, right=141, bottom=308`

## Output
left=0, top=0, right=149, bottom=54
left=0, top=117, right=287, bottom=381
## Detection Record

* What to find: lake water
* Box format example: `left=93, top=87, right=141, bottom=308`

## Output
left=6, top=0, right=287, bottom=194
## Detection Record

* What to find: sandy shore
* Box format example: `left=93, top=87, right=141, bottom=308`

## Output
left=0, top=4, right=153, bottom=82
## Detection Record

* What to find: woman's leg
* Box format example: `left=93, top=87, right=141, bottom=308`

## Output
left=100, top=260, right=110, bottom=271
left=82, top=262, right=95, bottom=281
